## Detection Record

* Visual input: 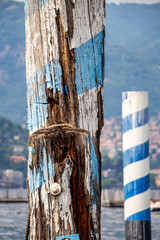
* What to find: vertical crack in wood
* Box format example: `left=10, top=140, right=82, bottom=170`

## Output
left=28, top=128, right=91, bottom=239
left=26, top=0, right=105, bottom=239
left=64, top=0, right=75, bottom=39
left=55, top=10, right=79, bottom=127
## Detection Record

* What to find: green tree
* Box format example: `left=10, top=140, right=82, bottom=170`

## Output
left=150, top=173, right=156, bottom=188
left=101, top=150, right=113, bottom=170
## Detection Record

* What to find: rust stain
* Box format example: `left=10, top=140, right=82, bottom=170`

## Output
left=55, top=10, right=79, bottom=127
left=26, top=1, right=104, bottom=239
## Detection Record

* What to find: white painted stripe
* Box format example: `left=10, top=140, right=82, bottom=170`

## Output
left=122, top=92, right=148, bottom=119
left=123, top=124, right=149, bottom=152
left=124, top=189, right=150, bottom=220
left=25, top=0, right=105, bottom=78
left=25, top=1, right=60, bottom=78
left=123, top=157, right=149, bottom=186
left=71, top=0, right=105, bottom=49
left=78, top=86, right=102, bottom=138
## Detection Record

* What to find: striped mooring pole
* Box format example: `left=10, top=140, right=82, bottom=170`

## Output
left=122, top=91, right=151, bottom=240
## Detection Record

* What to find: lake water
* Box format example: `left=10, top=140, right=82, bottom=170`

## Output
left=0, top=204, right=159, bottom=239
left=101, top=208, right=160, bottom=240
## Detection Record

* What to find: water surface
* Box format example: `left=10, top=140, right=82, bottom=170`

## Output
left=0, top=204, right=159, bottom=239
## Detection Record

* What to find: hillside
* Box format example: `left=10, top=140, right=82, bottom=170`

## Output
left=0, top=0, right=26, bottom=124
left=0, top=1, right=160, bottom=122
left=0, top=116, right=28, bottom=183
left=104, top=44, right=160, bottom=117
left=104, top=3, right=160, bottom=118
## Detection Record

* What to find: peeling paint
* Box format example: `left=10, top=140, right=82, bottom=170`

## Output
left=91, top=143, right=99, bottom=185
left=44, top=59, right=63, bottom=94
left=90, top=143, right=100, bottom=207
left=26, top=0, right=105, bottom=238
left=28, top=129, right=92, bottom=238
left=48, top=154, right=54, bottom=180
left=78, top=87, right=101, bottom=138
left=27, top=71, right=48, bottom=133
left=56, top=234, right=80, bottom=240
left=28, top=140, right=54, bottom=197
left=58, top=158, right=74, bottom=231
left=65, top=85, right=69, bottom=94
left=25, top=0, right=51, bottom=18
left=27, top=58, right=64, bottom=133
left=75, top=31, right=104, bottom=95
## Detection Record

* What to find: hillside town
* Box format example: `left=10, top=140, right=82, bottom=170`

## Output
left=101, top=113, right=160, bottom=162
left=100, top=112, right=160, bottom=188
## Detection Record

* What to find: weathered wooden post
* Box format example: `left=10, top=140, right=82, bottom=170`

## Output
left=25, top=0, right=105, bottom=239
left=122, top=91, right=151, bottom=240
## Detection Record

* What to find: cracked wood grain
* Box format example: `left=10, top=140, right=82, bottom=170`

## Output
left=25, top=0, right=105, bottom=239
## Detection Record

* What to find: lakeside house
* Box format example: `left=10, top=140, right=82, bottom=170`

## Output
left=0, top=169, right=24, bottom=188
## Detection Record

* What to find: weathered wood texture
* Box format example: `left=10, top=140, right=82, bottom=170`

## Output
left=125, top=221, right=151, bottom=240
left=25, top=0, right=105, bottom=239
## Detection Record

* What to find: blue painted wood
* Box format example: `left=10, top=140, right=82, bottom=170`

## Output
left=125, top=221, right=151, bottom=240
left=124, top=175, right=150, bottom=201
left=26, top=31, right=104, bottom=132
left=56, top=234, right=80, bottom=240
left=126, top=208, right=150, bottom=221
left=74, top=31, right=103, bottom=95
left=123, top=107, right=149, bottom=133
left=90, top=141, right=100, bottom=207
left=123, top=141, right=149, bottom=168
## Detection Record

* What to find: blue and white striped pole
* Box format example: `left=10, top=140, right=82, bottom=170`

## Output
left=122, top=91, right=151, bottom=239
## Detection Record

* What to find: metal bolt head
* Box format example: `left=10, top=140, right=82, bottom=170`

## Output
left=50, top=182, right=61, bottom=196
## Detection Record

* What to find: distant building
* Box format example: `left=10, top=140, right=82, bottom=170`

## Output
left=21, top=124, right=26, bottom=129
left=13, top=135, right=20, bottom=141
left=150, top=169, right=160, bottom=175
left=102, top=169, right=116, bottom=179
left=10, top=156, right=26, bottom=163
left=101, top=116, right=160, bottom=162
left=13, top=145, right=24, bottom=154
left=0, top=169, right=24, bottom=188
left=107, top=149, right=117, bottom=159
left=155, top=175, right=160, bottom=188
